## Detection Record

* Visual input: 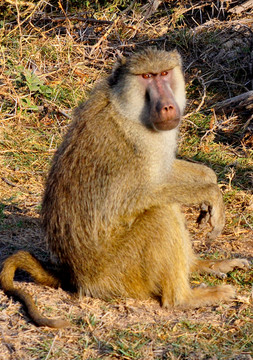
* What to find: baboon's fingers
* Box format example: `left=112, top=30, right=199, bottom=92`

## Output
left=211, top=271, right=227, bottom=279
left=207, top=227, right=224, bottom=240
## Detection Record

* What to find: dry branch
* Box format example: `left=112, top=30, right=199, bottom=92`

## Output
left=141, top=0, right=162, bottom=19
left=214, top=91, right=253, bottom=113
left=41, top=16, right=113, bottom=25
left=229, top=0, right=253, bottom=14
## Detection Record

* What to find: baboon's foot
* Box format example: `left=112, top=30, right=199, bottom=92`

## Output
left=162, top=285, right=236, bottom=309
left=210, top=259, right=250, bottom=274
left=193, top=258, right=250, bottom=278
left=187, top=284, right=235, bottom=308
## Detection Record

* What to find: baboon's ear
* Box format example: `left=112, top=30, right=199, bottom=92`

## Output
left=113, top=55, right=127, bottom=72
left=108, top=56, right=128, bottom=87
left=117, top=56, right=127, bottom=66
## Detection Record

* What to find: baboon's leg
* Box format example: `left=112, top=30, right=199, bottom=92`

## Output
left=116, top=203, right=194, bottom=306
left=81, top=204, right=192, bottom=302
left=117, top=204, right=236, bottom=308
left=191, top=258, right=250, bottom=278
left=154, top=205, right=236, bottom=308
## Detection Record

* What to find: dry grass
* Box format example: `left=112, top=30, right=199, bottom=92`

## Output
left=0, top=1, right=252, bottom=359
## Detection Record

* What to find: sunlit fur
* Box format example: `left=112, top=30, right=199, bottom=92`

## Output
left=0, top=48, right=249, bottom=328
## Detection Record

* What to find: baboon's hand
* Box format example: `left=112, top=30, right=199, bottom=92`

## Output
left=199, top=186, right=225, bottom=240
left=197, top=202, right=225, bottom=240
left=197, top=203, right=211, bottom=226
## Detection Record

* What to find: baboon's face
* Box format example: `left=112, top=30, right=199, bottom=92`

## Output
left=109, top=49, right=186, bottom=132
left=136, top=69, right=181, bottom=131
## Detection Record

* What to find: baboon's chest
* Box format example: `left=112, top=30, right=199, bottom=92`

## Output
left=146, top=130, right=177, bottom=185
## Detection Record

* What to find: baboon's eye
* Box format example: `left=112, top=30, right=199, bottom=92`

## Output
left=161, top=71, right=168, bottom=76
left=142, top=73, right=152, bottom=79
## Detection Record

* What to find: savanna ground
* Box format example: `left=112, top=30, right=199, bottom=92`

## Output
left=0, top=1, right=253, bottom=359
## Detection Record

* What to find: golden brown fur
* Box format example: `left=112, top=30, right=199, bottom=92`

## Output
left=0, top=48, right=250, bottom=328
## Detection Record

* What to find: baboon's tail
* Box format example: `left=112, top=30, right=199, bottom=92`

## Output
left=0, top=251, right=69, bottom=328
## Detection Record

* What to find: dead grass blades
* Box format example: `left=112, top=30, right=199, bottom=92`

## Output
left=0, top=1, right=252, bottom=359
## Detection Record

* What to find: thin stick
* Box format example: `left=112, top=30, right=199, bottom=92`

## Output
left=90, top=18, right=120, bottom=56
left=45, top=334, right=58, bottom=360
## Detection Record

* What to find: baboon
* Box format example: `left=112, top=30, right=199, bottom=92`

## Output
left=0, top=48, right=250, bottom=328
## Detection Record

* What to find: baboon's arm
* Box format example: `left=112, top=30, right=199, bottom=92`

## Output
left=115, top=176, right=225, bottom=240
left=171, top=159, right=217, bottom=185
left=170, top=159, right=223, bottom=237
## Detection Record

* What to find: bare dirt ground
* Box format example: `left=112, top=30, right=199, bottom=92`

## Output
left=0, top=1, right=252, bottom=359
left=0, top=181, right=252, bottom=360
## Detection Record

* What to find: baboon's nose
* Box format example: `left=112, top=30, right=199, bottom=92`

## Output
left=161, top=103, right=178, bottom=122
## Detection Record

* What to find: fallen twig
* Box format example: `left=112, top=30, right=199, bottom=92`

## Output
left=214, top=91, right=253, bottom=114
left=229, top=0, right=253, bottom=14
left=1, top=177, right=16, bottom=187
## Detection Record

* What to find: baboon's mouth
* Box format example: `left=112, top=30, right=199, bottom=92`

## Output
left=153, top=117, right=180, bottom=131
